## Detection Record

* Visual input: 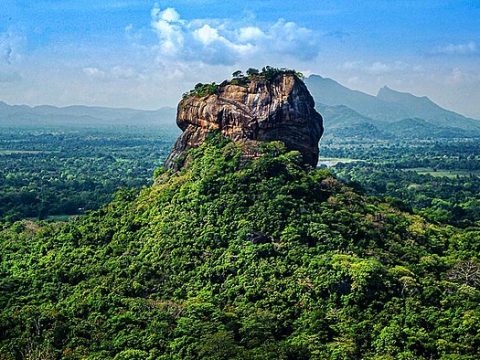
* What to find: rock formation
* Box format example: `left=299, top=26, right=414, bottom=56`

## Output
left=164, top=72, right=324, bottom=170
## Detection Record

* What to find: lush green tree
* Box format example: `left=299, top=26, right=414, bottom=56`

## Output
left=1, top=135, right=479, bottom=358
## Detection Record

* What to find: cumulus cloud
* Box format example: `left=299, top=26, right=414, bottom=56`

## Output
left=266, top=19, right=319, bottom=60
left=341, top=60, right=416, bottom=75
left=148, top=4, right=320, bottom=65
left=150, top=5, right=184, bottom=56
left=237, top=27, right=266, bottom=42
left=432, top=41, right=478, bottom=55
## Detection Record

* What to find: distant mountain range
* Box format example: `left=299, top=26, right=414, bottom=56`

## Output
left=0, top=101, right=176, bottom=128
left=305, top=75, right=480, bottom=138
left=2, top=75, right=480, bottom=138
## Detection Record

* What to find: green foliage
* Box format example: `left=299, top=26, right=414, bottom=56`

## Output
left=183, top=82, right=219, bottom=98
left=246, top=68, right=259, bottom=76
left=259, top=66, right=304, bottom=81
left=323, top=137, right=480, bottom=227
left=1, top=136, right=480, bottom=358
left=183, top=67, right=305, bottom=99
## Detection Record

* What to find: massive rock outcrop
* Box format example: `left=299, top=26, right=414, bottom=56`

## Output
left=164, top=72, right=323, bottom=170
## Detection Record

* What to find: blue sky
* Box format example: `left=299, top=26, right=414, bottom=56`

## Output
left=1, top=0, right=479, bottom=117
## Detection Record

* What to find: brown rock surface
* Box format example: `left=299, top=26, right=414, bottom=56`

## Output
left=164, top=73, right=323, bottom=170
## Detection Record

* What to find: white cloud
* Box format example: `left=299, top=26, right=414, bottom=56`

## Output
left=83, top=67, right=106, bottom=78
left=83, top=66, right=142, bottom=81
left=238, top=27, right=265, bottom=42
left=267, top=19, right=319, bottom=60
left=150, top=5, right=184, bottom=56
left=193, top=24, right=221, bottom=45
left=156, top=7, right=181, bottom=23
left=147, top=4, right=320, bottom=65
left=432, top=41, right=478, bottom=55
left=341, top=60, right=415, bottom=75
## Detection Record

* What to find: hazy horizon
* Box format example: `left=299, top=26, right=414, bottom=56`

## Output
left=1, top=74, right=479, bottom=122
left=1, top=1, right=479, bottom=118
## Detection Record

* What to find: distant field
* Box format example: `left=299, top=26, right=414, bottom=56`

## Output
left=404, top=167, right=480, bottom=178
left=0, top=127, right=177, bottom=221
left=317, top=157, right=361, bottom=167
left=0, top=150, right=48, bottom=155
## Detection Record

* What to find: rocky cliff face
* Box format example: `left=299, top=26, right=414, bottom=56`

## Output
left=164, top=73, right=323, bottom=170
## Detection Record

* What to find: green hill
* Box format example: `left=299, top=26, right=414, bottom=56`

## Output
left=0, top=101, right=176, bottom=128
left=1, top=136, right=480, bottom=359
left=377, top=86, right=480, bottom=130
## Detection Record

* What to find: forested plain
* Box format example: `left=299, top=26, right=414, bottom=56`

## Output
left=1, top=126, right=480, bottom=359
left=1, top=127, right=478, bottom=228
left=320, top=136, right=480, bottom=228
left=0, top=128, right=178, bottom=221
